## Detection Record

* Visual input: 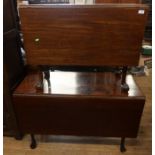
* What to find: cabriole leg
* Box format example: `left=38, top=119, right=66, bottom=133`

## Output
left=120, top=137, right=126, bottom=153
left=30, top=134, right=37, bottom=149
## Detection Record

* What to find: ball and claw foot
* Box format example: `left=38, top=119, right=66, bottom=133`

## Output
left=30, top=142, right=37, bottom=149
left=15, top=133, right=23, bottom=140
left=121, top=83, right=129, bottom=91
left=30, top=134, right=37, bottom=149
left=120, top=145, right=126, bottom=153
left=120, top=138, right=126, bottom=153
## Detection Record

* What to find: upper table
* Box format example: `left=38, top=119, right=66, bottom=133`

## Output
left=19, top=4, right=148, bottom=67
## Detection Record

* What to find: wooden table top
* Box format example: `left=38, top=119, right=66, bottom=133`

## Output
left=14, top=71, right=144, bottom=98
left=19, top=4, right=148, bottom=67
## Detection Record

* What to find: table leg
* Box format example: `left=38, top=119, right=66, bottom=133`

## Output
left=30, top=134, right=37, bottom=149
left=15, top=133, right=24, bottom=140
left=35, top=71, right=43, bottom=91
left=121, top=66, right=129, bottom=91
left=44, top=70, right=51, bottom=92
left=120, top=137, right=126, bottom=152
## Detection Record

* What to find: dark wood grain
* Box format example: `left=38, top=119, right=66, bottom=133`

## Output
left=120, top=0, right=141, bottom=3
left=13, top=71, right=145, bottom=137
left=95, top=0, right=120, bottom=3
left=19, top=4, right=148, bottom=66
left=95, top=0, right=141, bottom=3
left=14, top=71, right=144, bottom=97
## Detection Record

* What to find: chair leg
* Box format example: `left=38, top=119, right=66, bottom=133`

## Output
left=30, top=134, right=37, bottom=149
left=120, top=137, right=126, bottom=153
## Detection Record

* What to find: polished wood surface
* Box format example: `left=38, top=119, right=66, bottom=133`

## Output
left=14, top=71, right=144, bottom=97
left=95, top=0, right=120, bottom=3
left=119, top=0, right=141, bottom=3
left=19, top=4, right=148, bottom=66
left=13, top=71, right=145, bottom=137
left=5, top=74, right=151, bottom=155
left=95, top=0, right=141, bottom=3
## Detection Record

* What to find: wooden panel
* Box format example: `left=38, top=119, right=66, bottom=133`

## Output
left=95, top=0, right=141, bottom=3
left=95, top=0, right=119, bottom=3
left=120, top=0, right=141, bottom=3
left=20, top=4, right=148, bottom=66
left=13, top=95, right=145, bottom=137
left=13, top=71, right=145, bottom=137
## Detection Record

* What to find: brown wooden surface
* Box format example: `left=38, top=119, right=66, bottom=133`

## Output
left=14, top=71, right=144, bottom=97
left=95, top=0, right=119, bottom=3
left=120, top=0, right=141, bottom=3
left=4, top=74, right=151, bottom=155
left=95, top=0, right=141, bottom=3
left=13, top=71, right=145, bottom=137
left=19, top=4, right=148, bottom=66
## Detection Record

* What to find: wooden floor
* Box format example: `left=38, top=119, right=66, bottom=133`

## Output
left=3, top=75, right=152, bottom=155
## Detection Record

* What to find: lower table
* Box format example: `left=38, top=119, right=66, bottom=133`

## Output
left=13, top=71, right=145, bottom=152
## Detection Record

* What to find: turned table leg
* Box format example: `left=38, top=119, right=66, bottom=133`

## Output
left=44, top=70, right=51, bottom=90
left=121, top=66, right=129, bottom=91
left=35, top=71, right=43, bottom=91
left=120, top=137, right=126, bottom=153
left=30, top=134, right=37, bottom=149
